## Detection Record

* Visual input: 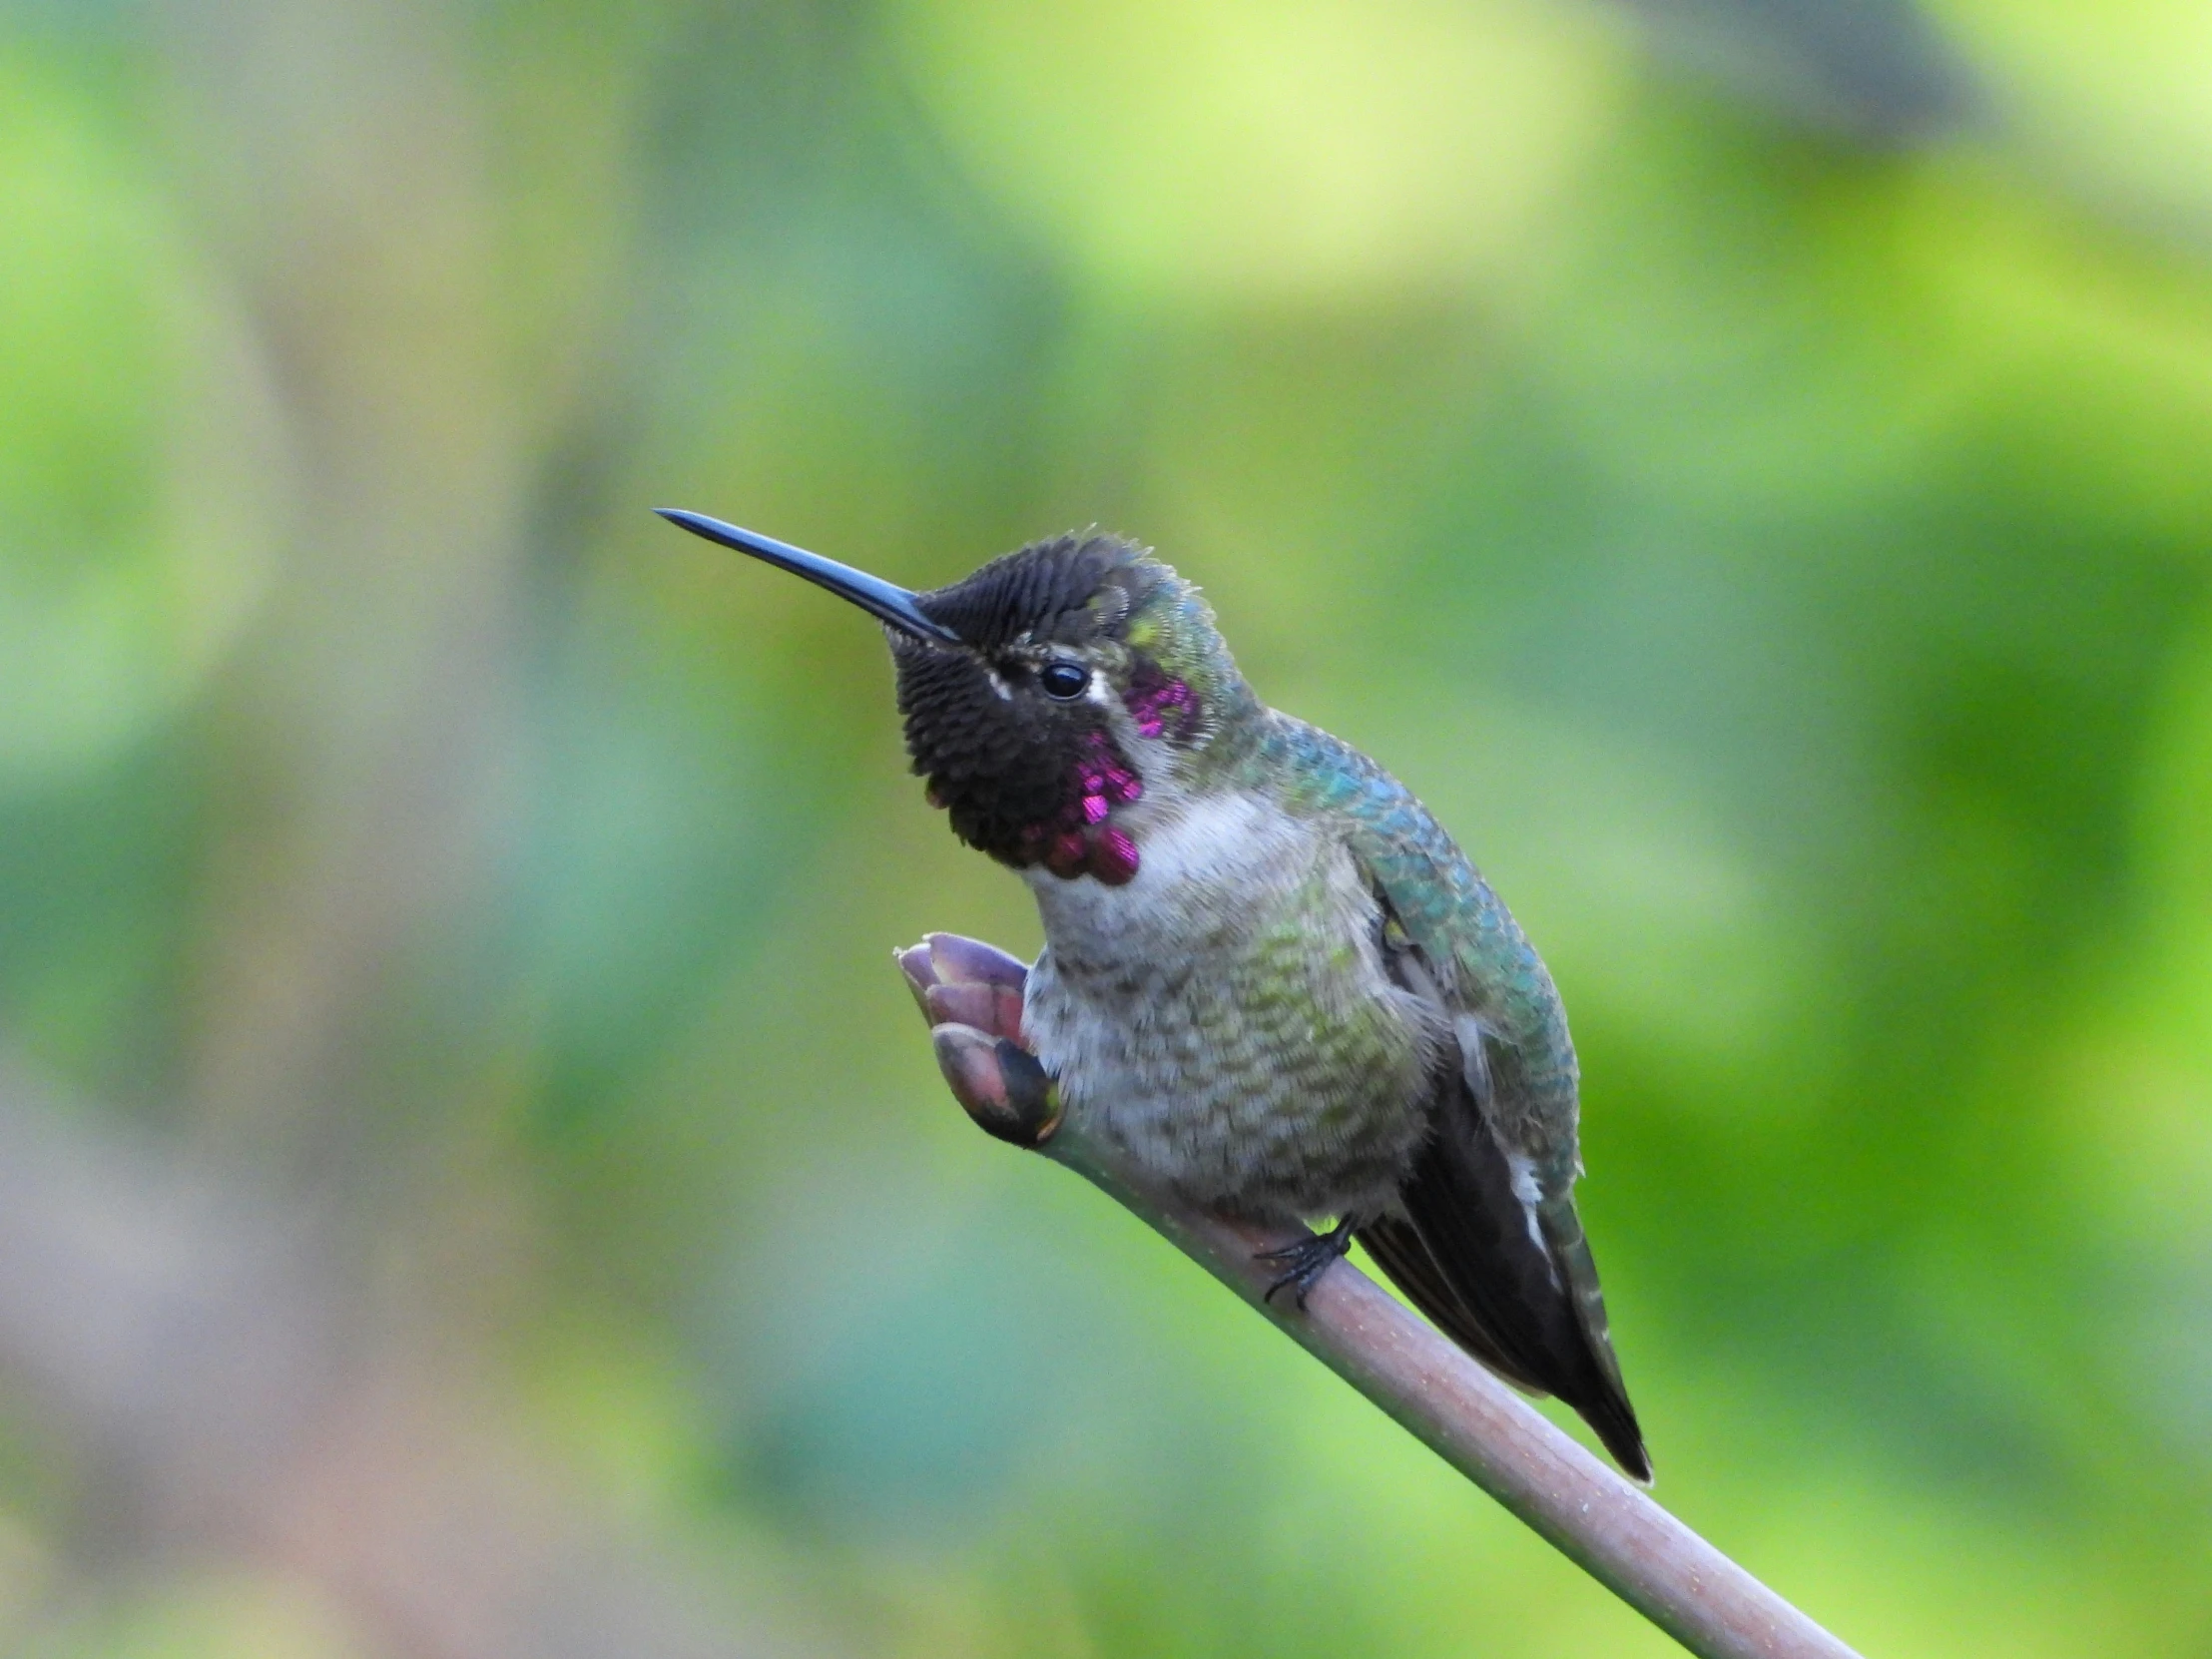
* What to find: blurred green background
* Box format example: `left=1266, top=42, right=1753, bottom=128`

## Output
left=2, top=0, right=2210, bottom=1654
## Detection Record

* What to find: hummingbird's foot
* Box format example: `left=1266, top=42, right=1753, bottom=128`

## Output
left=1258, top=1215, right=1361, bottom=1311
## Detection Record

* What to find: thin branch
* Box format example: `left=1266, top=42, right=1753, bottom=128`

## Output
left=898, top=933, right=1864, bottom=1659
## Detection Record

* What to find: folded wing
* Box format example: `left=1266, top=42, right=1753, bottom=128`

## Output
left=1356, top=869, right=1649, bottom=1480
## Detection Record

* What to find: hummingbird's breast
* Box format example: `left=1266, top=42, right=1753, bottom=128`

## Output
left=1021, top=791, right=1447, bottom=1224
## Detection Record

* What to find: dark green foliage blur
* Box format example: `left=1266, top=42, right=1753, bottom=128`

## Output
left=2, top=0, right=2210, bottom=1652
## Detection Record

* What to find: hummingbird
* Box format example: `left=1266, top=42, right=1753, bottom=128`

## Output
left=659, top=508, right=1649, bottom=1479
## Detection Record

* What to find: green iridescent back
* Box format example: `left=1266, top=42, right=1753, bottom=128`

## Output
left=1247, top=713, right=1581, bottom=1176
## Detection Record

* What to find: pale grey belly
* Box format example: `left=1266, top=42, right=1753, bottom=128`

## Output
left=1021, top=802, right=1442, bottom=1223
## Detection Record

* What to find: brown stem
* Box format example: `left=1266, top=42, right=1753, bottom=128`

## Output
left=899, top=934, right=1863, bottom=1659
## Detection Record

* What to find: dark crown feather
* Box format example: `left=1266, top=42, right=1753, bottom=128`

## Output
left=914, top=532, right=1152, bottom=651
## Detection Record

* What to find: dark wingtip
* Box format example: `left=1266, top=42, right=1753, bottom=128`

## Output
left=1580, top=1392, right=1652, bottom=1484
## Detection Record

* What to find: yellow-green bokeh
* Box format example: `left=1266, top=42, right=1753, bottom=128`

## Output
left=1, top=0, right=2209, bottom=1654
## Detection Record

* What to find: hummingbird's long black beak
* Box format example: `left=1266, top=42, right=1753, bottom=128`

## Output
left=656, top=508, right=963, bottom=647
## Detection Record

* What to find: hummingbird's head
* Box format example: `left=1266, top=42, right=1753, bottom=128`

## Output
left=658, top=511, right=1251, bottom=885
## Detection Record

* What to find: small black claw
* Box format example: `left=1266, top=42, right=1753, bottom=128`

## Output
left=1258, top=1216, right=1361, bottom=1310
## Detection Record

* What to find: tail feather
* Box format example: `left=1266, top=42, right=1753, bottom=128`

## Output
left=1357, top=1215, right=1542, bottom=1391
left=1364, top=1108, right=1650, bottom=1481
left=1535, top=1196, right=1643, bottom=1464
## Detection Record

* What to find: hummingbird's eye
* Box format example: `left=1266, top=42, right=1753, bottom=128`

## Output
left=1039, top=660, right=1089, bottom=701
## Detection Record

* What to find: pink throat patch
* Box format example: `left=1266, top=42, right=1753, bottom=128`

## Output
left=1123, top=671, right=1196, bottom=740
left=1016, top=729, right=1146, bottom=885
